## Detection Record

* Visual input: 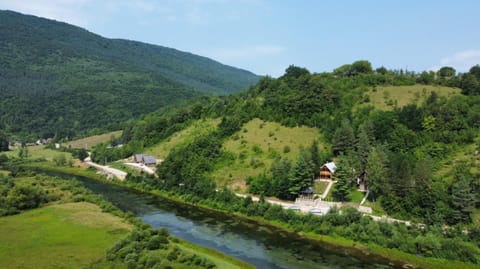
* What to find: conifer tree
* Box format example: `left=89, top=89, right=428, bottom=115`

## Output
left=332, top=157, right=351, bottom=202
left=289, top=149, right=313, bottom=198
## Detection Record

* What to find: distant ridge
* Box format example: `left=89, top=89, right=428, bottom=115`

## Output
left=0, top=10, right=259, bottom=139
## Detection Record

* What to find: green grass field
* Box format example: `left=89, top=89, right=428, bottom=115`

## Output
left=66, top=130, right=123, bottom=149
left=313, top=180, right=329, bottom=195
left=211, top=118, right=326, bottom=191
left=358, top=84, right=461, bottom=111
left=0, top=202, right=131, bottom=269
left=145, top=118, right=221, bottom=159
left=174, top=239, right=255, bottom=269
left=4, top=130, right=122, bottom=162
left=5, top=145, right=73, bottom=162
left=347, top=189, right=365, bottom=203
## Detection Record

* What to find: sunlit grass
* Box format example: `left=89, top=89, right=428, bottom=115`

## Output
left=211, top=118, right=326, bottom=190
left=145, top=118, right=221, bottom=159
left=65, top=130, right=123, bottom=149
left=357, top=84, right=460, bottom=111
left=0, top=202, right=131, bottom=269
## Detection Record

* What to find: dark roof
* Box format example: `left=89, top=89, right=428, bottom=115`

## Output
left=301, top=187, right=314, bottom=194
left=143, top=155, right=156, bottom=165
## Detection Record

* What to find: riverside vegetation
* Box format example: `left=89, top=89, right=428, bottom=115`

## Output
left=0, top=168, right=252, bottom=269
left=1, top=10, right=479, bottom=268
left=83, top=62, right=480, bottom=267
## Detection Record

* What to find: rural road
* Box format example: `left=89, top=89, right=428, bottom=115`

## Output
left=84, top=157, right=127, bottom=180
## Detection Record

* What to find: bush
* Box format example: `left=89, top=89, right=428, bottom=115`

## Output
left=147, top=235, right=169, bottom=250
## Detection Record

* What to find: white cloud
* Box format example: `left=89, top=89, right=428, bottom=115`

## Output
left=431, top=49, right=480, bottom=72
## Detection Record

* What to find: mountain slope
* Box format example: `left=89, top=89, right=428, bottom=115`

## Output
left=92, top=63, right=479, bottom=227
left=0, top=10, right=259, bottom=139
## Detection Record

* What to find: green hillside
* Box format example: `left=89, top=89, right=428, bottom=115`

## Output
left=358, top=84, right=461, bottom=111
left=12, top=61, right=480, bottom=267
left=0, top=10, right=259, bottom=140
left=212, top=118, right=326, bottom=190
left=97, top=62, right=480, bottom=226
left=145, top=118, right=221, bottom=159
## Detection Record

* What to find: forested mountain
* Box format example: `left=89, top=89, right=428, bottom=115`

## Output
left=0, top=10, right=259, bottom=140
left=93, top=61, right=480, bottom=227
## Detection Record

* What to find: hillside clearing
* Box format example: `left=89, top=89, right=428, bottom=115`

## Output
left=145, top=118, right=221, bottom=159
left=358, top=84, right=460, bottom=111
left=211, top=118, right=326, bottom=191
left=5, top=145, right=73, bottom=161
left=0, top=202, right=131, bottom=269
left=66, top=130, right=123, bottom=149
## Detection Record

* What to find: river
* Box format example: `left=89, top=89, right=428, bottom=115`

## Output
left=70, top=175, right=396, bottom=269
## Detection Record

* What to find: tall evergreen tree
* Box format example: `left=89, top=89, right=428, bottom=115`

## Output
left=289, top=149, right=313, bottom=198
left=309, top=140, right=321, bottom=177
left=0, top=134, right=8, bottom=152
left=450, top=167, right=476, bottom=224
left=355, top=127, right=371, bottom=170
left=450, top=177, right=475, bottom=224
left=366, top=146, right=389, bottom=201
left=270, top=157, right=292, bottom=199
left=332, top=119, right=355, bottom=155
left=332, top=157, right=351, bottom=202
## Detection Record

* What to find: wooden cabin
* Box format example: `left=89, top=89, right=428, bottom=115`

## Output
left=320, top=162, right=336, bottom=180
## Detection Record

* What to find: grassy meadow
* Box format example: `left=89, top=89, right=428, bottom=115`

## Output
left=0, top=202, right=131, bottom=269
left=5, top=145, right=72, bottom=162
left=211, top=118, right=326, bottom=191
left=66, top=130, right=123, bottom=149
left=358, top=84, right=461, bottom=111
left=145, top=118, right=221, bottom=159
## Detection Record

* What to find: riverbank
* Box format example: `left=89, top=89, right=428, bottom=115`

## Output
left=26, top=163, right=478, bottom=269
left=3, top=167, right=254, bottom=269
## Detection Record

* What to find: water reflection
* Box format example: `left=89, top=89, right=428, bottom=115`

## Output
left=74, top=176, right=393, bottom=269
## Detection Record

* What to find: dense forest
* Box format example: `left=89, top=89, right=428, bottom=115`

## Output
left=92, top=61, right=480, bottom=227
left=0, top=10, right=259, bottom=140
left=85, top=61, right=480, bottom=265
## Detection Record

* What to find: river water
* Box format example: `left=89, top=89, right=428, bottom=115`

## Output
left=71, top=176, right=395, bottom=269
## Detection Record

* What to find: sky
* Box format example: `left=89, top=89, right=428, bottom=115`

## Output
left=1, top=0, right=479, bottom=77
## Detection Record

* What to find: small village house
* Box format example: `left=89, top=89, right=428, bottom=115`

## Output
left=320, top=162, right=336, bottom=180
left=133, top=154, right=157, bottom=166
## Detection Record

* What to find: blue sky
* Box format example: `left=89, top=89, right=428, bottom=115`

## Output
left=1, top=0, right=479, bottom=77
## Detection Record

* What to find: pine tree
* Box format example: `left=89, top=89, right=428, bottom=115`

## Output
left=289, top=150, right=313, bottom=198
left=332, top=119, right=355, bottom=155
left=0, top=133, right=8, bottom=152
left=365, top=146, right=388, bottom=201
left=309, top=140, right=321, bottom=177
left=332, top=157, right=351, bottom=202
left=270, top=157, right=292, bottom=199
left=450, top=175, right=475, bottom=224
left=355, top=127, right=371, bottom=169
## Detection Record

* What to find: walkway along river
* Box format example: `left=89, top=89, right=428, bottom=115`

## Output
left=62, top=174, right=400, bottom=269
